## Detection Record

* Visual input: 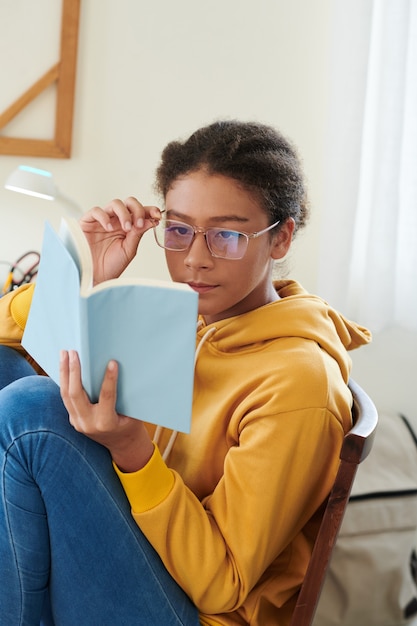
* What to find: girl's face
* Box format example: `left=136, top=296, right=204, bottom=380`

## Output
left=164, top=170, right=293, bottom=325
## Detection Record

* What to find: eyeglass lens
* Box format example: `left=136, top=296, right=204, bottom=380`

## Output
left=154, top=220, right=248, bottom=259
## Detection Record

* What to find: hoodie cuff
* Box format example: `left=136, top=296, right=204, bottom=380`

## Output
left=113, top=444, right=175, bottom=513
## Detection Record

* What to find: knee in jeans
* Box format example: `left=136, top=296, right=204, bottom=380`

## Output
left=0, top=345, right=37, bottom=388
left=0, top=375, right=63, bottom=429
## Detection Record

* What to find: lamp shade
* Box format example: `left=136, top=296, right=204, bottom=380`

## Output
left=5, top=165, right=83, bottom=218
left=5, top=165, right=59, bottom=200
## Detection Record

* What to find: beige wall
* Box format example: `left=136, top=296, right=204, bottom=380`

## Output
left=0, top=0, right=415, bottom=416
left=0, top=0, right=334, bottom=283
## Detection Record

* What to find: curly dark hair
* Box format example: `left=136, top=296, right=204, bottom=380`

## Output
left=155, top=120, right=309, bottom=236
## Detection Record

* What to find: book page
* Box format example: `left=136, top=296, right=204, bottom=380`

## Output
left=22, top=221, right=83, bottom=382
left=59, top=217, right=94, bottom=292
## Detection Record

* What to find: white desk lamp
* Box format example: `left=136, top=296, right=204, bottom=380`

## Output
left=5, top=165, right=83, bottom=219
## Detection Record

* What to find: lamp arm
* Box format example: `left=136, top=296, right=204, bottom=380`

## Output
left=57, top=192, right=84, bottom=219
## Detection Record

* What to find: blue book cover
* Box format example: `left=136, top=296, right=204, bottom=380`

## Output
left=22, top=219, right=199, bottom=433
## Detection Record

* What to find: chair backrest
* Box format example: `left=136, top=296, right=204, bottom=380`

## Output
left=289, top=378, right=378, bottom=626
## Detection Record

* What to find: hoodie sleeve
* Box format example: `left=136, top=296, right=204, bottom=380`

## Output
left=0, top=283, right=43, bottom=372
left=114, top=398, right=348, bottom=616
left=0, top=284, right=34, bottom=345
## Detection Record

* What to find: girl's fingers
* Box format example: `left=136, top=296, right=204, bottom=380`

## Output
left=124, top=198, right=162, bottom=228
left=59, top=349, right=70, bottom=400
left=60, top=350, right=90, bottom=419
left=103, top=198, right=141, bottom=231
left=81, top=199, right=162, bottom=234
left=67, top=350, right=84, bottom=394
left=98, top=360, right=119, bottom=414
left=80, top=205, right=116, bottom=232
left=59, top=349, right=77, bottom=418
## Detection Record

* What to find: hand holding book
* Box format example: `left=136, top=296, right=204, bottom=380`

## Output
left=60, top=350, right=155, bottom=473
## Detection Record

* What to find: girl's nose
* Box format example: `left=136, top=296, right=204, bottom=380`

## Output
left=184, top=232, right=214, bottom=269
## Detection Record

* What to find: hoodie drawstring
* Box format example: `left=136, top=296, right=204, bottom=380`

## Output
left=154, top=325, right=217, bottom=461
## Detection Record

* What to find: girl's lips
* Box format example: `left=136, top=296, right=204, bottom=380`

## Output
left=188, top=283, right=217, bottom=294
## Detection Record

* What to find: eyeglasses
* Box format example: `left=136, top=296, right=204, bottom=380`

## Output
left=152, top=214, right=280, bottom=260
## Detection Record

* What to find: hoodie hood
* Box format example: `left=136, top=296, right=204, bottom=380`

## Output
left=197, top=280, right=371, bottom=380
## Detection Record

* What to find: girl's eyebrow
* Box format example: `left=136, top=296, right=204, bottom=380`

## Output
left=166, top=209, right=249, bottom=225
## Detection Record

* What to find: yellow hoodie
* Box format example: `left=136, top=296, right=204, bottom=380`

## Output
left=0, top=280, right=371, bottom=626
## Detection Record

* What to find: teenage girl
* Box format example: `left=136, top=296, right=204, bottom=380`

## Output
left=0, top=120, right=371, bottom=626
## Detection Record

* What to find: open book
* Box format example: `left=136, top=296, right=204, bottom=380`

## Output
left=22, top=218, right=199, bottom=433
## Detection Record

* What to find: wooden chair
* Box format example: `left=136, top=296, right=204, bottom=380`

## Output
left=289, top=378, right=378, bottom=626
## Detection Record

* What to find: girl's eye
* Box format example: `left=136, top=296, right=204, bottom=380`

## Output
left=167, top=224, right=192, bottom=237
left=176, top=227, right=189, bottom=236
left=216, top=230, right=241, bottom=241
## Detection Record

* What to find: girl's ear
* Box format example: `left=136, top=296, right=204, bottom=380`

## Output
left=271, top=218, right=295, bottom=260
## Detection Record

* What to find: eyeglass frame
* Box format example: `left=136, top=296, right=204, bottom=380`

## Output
left=152, top=211, right=281, bottom=260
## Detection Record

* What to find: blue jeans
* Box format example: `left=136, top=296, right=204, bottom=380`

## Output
left=0, top=346, right=200, bottom=625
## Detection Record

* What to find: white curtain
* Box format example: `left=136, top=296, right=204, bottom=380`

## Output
left=318, top=0, right=417, bottom=333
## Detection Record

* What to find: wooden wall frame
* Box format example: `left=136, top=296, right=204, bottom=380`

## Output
left=0, top=0, right=80, bottom=159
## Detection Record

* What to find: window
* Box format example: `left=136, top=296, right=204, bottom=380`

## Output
left=318, top=0, right=417, bottom=332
